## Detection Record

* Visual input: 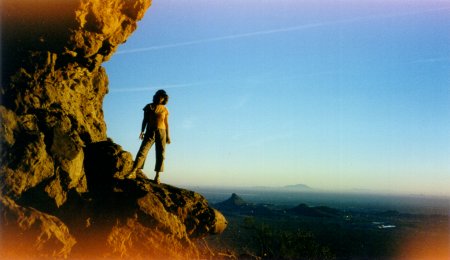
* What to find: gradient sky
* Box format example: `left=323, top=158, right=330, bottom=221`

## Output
left=103, top=0, right=450, bottom=195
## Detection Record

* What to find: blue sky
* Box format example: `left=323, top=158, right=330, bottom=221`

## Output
left=103, top=0, right=450, bottom=195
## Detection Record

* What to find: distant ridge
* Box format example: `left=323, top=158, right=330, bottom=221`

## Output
left=288, top=204, right=341, bottom=218
left=248, top=184, right=313, bottom=190
left=284, top=184, right=312, bottom=190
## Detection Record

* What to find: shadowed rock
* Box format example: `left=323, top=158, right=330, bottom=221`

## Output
left=0, top=196, right=76, bottom=259
left=0, top=0, right=227, bottom=258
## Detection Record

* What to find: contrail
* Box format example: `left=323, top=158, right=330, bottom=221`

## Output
left=116, top=22, right=324, bottom=54
left=116, top=6, right=450, bottom=55
left=410, top=57, right=450, bottom=64
left=109, top=82, right=206, bottom=93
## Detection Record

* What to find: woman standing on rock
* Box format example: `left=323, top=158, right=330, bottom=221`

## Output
left=126, top=89, right=171, bottom=184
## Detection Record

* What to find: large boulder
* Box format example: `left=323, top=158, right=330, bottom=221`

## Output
left=0, top=0, right=227, bottom=258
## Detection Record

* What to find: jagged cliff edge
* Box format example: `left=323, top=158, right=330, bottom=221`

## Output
left=0, top=0, right=227, bottom=259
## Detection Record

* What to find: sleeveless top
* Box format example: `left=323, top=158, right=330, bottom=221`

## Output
left=143, top=103, right=168, bottom=131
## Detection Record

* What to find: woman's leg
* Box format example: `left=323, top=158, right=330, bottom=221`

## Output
left=126, top=133, right=155, bottom=178
left=153, top=129, right=166, bottom=183
left=134, top=137, right=155, bottom=170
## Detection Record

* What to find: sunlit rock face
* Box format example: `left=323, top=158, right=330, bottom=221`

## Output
left=0, top=0, right=227, bottom=258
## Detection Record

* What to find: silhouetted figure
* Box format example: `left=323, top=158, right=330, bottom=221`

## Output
left=126, top=89, right=171, bottom=184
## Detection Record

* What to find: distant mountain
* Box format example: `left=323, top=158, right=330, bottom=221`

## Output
left=215, top=194, right=278, bottom=216
left=288, top=204, right=341, bottom=218
left=284, top=184, right=313, bottom=190
left=215, top=193, right=251, bottom=209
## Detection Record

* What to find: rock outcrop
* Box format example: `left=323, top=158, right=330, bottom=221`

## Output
left=0, top=0, right=227, bottom=258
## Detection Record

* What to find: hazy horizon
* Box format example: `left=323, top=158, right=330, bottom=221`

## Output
left=182, top=183, right=450, bottom=198
left=104, top=0, right=450, bottom=196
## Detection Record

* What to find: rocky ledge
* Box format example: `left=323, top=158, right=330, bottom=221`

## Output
left=0, top=0, right=227, bottom=258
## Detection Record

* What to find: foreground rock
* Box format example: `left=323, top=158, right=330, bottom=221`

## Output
left=0, top=0, right=227, bottom=258
left=1, top=161, right=228, bottom=258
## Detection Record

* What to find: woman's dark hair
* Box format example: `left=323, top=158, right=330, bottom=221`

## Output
left=153, top=89, right=169, bottom=105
